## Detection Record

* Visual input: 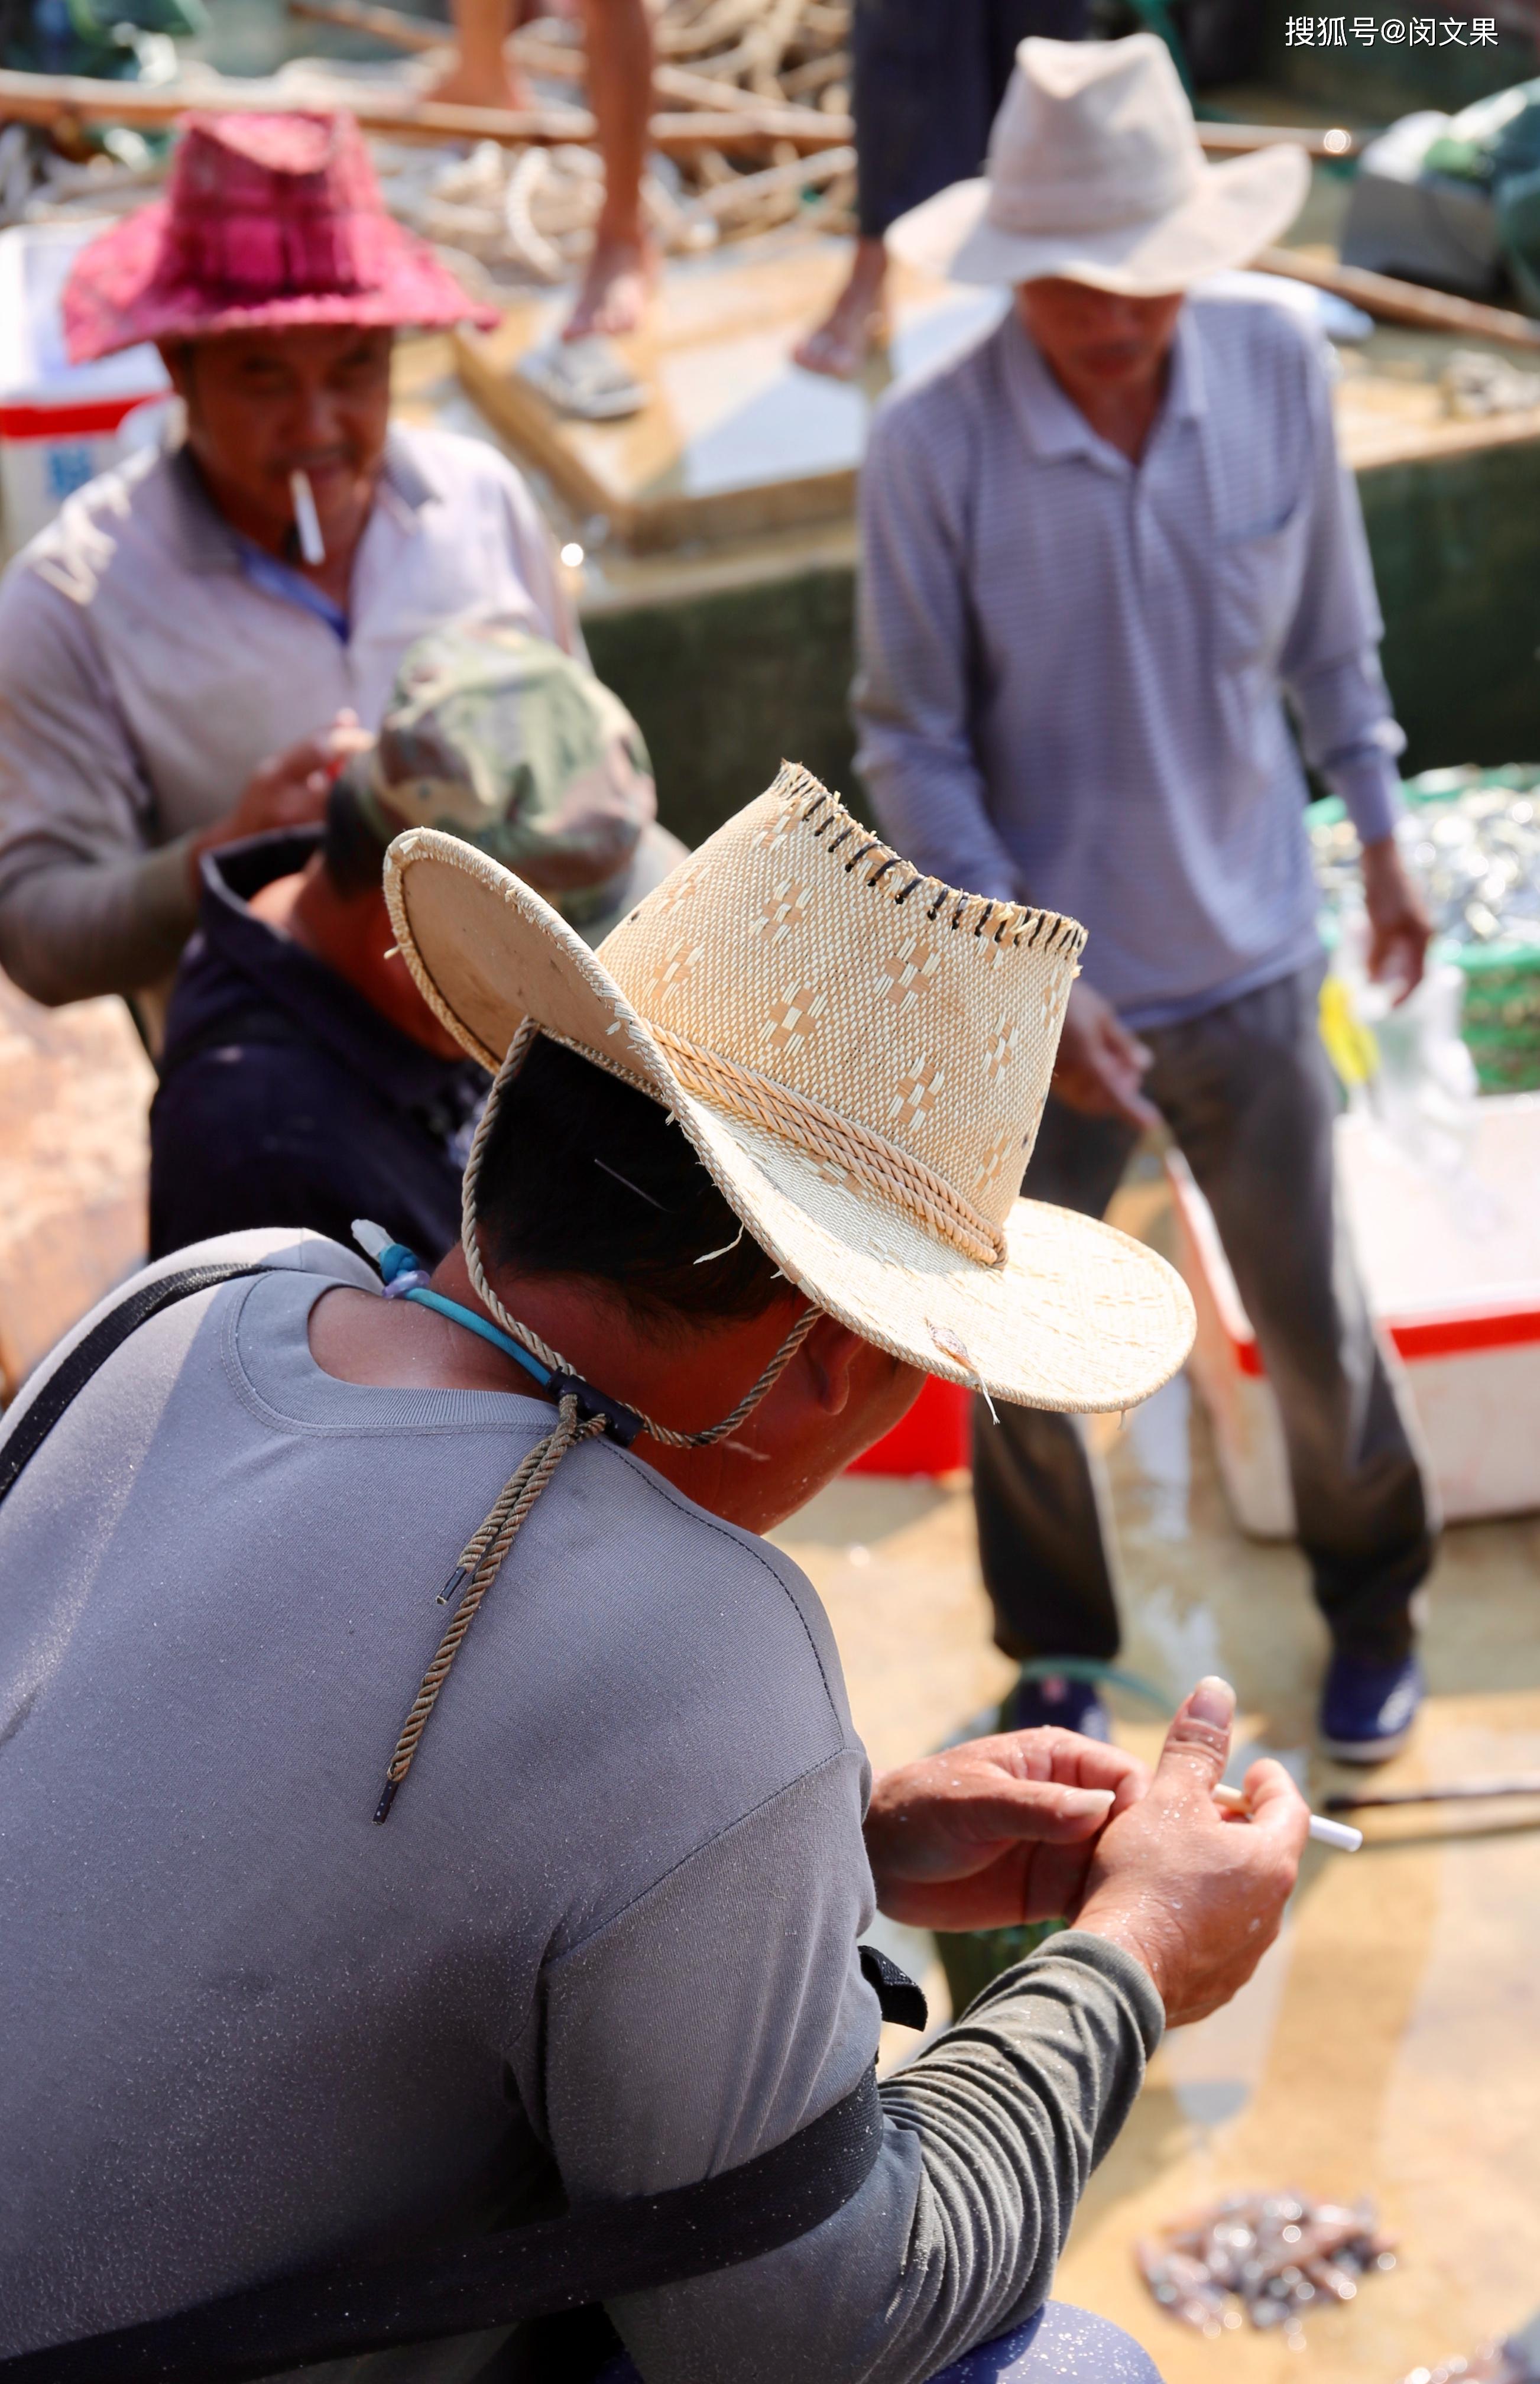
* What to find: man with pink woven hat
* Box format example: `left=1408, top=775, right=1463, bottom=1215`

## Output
left=0, top=764, right=1309, bottom=2382
left=0, top=110, right=586, bottom=1047
left=857, top=34, right=1437, bottom=1766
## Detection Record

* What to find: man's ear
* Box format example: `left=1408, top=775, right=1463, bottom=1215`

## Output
left=806, top=1317, right=866, bottom=1416
left=156, top=341, right=194, bottom=402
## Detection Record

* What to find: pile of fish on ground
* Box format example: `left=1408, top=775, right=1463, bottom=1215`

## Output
left=1137, top=2189, right=1397, bottom=2344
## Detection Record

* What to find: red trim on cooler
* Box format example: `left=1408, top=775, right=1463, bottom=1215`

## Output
left=0, top=396, right=151, bottom=440
left=1391, top=1306, right=1540, bottom=1360
left=1225, top=1305, right=1540, bottom=1380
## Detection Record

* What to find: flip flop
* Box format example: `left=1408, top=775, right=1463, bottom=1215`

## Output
left=517, top=336, right=647, bottom=422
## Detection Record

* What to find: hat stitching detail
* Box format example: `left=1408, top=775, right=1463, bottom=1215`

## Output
left=785, top=765, right=1033, bottom=946
left=779, top=765, right=1085, bottom=957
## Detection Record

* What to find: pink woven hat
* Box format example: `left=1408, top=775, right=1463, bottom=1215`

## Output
left=64, top=109, right=498, bottom=363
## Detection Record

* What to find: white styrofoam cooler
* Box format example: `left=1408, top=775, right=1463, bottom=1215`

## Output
left=1171, top=1092, right=1540, bottom=1534
left=0, top=219, right=168, bottom=560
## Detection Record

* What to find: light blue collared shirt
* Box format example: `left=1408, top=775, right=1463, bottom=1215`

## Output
left=855, top=297, right=1405, bottom=1027
left=233, top=537, right=349, bottom=641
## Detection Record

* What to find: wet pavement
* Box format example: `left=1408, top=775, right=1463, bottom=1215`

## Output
left=773, top=1170, right=1540, bottom=2384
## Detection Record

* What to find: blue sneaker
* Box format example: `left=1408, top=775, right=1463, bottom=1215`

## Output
left=1319, top=1650, right=1424, bottom=1764
left=1006, top=1669, right=1111, bottom=1742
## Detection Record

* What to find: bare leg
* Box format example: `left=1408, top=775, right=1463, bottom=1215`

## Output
left=565, top=0, right=656, bottom=341
left=427, top=0, right=528, bottom=111
left=792, top=237, right=890, bottom=379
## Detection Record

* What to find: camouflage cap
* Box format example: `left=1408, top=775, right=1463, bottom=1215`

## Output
left=346, top=621, right=663, bottom=938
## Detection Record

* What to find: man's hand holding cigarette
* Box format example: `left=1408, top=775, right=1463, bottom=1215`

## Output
left=866, top=1676, right=1309, bottom=2027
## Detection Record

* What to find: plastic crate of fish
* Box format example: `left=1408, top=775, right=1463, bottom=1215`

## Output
left=1311, top=766, right=1540, bottom=1094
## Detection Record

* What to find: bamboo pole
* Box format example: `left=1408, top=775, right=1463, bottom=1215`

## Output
left=1325, top=1776, right=1540, bottom=1813
left=1199, top=121, right=1361, bottom=160
left=0, top=67, right=854, bottom=153
left=1255, top=243, right=1540, bottom=350
left=287, top=0, right=442, bottom=49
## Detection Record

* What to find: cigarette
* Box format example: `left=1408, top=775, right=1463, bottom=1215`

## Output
left=1214, top=1780, right=1363, bottom=1853
left=290, top=469, right=325, bottom=566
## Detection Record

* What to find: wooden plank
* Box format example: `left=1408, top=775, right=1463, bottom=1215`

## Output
left=452, top=243, right=996, bottom=556
left=0, top=68, right=854, bottom=154
left=1256, top=243, right=1540, bottom=349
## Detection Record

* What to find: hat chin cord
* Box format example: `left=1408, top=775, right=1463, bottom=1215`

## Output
left=373, top=1022, right=818, bottom=1823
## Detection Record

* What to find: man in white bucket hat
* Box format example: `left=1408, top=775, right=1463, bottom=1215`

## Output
left=0, top=767, right=1309, bottom=2382
left=857, top=34, right=1436, bottom=1766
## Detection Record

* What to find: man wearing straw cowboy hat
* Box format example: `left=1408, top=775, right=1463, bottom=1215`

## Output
left=857, top=34, right=1436, bottom=1764
left=0, top=767, right=1308, bottom=2381
left=0, top=109, right=593, bottom=1047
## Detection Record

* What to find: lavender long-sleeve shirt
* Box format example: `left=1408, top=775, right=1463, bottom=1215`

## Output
left=854, top=297, right=1405, bottom=1028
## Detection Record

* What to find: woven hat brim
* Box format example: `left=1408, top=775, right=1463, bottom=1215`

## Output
left=889, top=144, right=1308, bottom=294
left=384, top=830, right=1195, bottom=1415
left=63, top=199, right=498, bottom=363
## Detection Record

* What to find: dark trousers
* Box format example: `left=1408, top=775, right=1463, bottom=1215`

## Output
left=853, top=0, right=1089, bottom=238
left=602, top=2301, right=1163, bottom=2384
left=974, top=967, right=1435, bottom=1668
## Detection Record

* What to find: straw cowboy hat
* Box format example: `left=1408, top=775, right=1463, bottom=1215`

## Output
left=64, top=109, right=496, bottom=364
left=384, top=763, right=1194, bottom=1415
left=889, top=33, right=1309, bottom=296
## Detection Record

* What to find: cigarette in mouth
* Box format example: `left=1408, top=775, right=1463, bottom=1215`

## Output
left=290, top=469, right=325, bottom=567
left=1214, top=1780, right=1363, bottom=1853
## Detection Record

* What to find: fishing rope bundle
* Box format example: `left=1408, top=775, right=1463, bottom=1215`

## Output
left=372, top=1022, right=817, bottom=1820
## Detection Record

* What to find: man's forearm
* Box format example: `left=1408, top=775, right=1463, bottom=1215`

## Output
left=1287, top=649, right=1405, bottom=850
left=867, top=1935, right=1162, bottom=2374
left=0, top=844, right=198, bottom=1008
left=1325, top=746, right=1402, bottom=850
left=618, top=1932, right=1160, bottom=2384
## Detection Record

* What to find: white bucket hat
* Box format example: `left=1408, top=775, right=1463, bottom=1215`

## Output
left=889, top=33, right=1309, bottom=296
left=385, top=763, right=1193, bottom=1416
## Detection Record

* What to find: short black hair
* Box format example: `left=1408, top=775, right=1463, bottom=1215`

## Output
left=475, top=1034, right=787, bottom=1329
left=323, top=775, right=390, bottom=900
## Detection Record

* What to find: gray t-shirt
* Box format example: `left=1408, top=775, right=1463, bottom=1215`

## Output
left=0, top=1233, right=1162, bottom=2383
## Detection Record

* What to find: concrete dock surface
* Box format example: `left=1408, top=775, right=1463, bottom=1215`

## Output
left=775, top=1173, right=1540, bottom=2384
